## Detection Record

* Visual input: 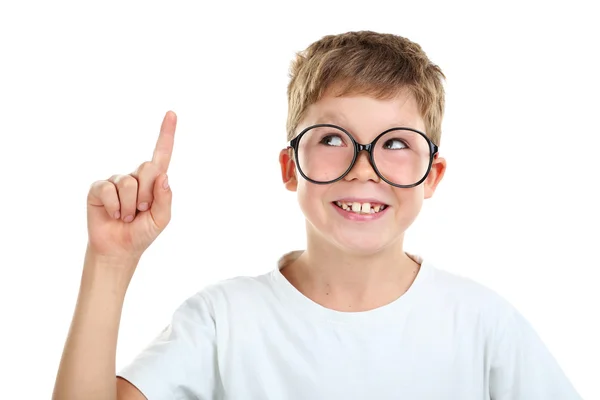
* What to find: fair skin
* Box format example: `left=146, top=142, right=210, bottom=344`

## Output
left=52, top=112, right=177, bottom=399
left=279, top=89, right=446, bottom=312
left=53, top=91, right=445, bottom=400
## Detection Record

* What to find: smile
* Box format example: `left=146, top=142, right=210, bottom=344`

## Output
left=333, top=201, right=388, bottom=215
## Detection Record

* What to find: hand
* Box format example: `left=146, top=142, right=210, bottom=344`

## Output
left=86, top=111, right=177, bottom=263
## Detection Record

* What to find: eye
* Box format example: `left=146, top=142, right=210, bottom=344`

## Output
left=320, top=134, right=345, bottom=147
left=383, top=138, right=408, bottom=150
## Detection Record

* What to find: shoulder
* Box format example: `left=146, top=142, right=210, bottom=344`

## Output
left=421, top=260, right=581, bottom=397
left=416, top=259, right=543, bottom=359
left=419, top=259, right=521, bottom=326
left=178, top=269, right=278, bottom=319
left=204, top=270, right=275, bottom=300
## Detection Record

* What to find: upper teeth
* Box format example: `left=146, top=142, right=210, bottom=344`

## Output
left=335, top=201, right=386, bottom=214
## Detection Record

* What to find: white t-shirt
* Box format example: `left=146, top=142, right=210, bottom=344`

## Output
left=118, top=251, right=581, bottom=399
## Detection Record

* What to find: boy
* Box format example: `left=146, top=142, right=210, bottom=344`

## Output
left=53, top=31, right=581, bottom=399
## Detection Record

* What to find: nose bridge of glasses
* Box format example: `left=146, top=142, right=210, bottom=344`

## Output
left=356, top=142, right=374, bottom=164
left=356, top=142, right=372, bottom=152
left=348, top=143, right=378, bottom=178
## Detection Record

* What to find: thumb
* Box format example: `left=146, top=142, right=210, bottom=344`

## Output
left=150, top=173, right=172, bottom=230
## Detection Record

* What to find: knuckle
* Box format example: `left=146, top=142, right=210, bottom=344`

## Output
left=89, top=180, right=104, bottom=192
left=99, top=181, right=116, bottom=197
left=140, top=161, right=156, bottom=172
left=117, top=175, right=138, bottom=190
left=137, top=161, right=158, bottom=177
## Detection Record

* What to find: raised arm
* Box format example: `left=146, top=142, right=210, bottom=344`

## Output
left=52, top=111, right=177, bottom=400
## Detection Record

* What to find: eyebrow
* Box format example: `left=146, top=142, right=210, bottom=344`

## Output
left=314, top=112, right=347, bottom=125
left=314, top=113, right=416, bottom=131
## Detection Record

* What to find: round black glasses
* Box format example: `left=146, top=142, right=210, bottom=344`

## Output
left=288, top=124, right=439, bottom=188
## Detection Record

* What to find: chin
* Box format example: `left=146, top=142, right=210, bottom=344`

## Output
left=331, top=233, right=395, bottom=256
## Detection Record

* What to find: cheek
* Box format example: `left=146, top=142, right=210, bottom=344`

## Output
left=297, top=180, right=330, bottom=220
left=392, top=187, right=424, bottom=222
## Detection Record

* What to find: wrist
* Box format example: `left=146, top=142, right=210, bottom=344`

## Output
left=84, top=245, right=141, bottom=269
left=82, top=247, right=140, bottom=295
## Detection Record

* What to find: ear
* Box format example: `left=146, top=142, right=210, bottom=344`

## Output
left=279, top=148, right=298, bottom=192
left=424, top=155, right=446, bottom=199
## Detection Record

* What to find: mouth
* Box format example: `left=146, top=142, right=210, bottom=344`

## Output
left=332, top=200, right=389, bottom=215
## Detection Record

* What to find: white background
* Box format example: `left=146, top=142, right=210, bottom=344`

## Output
left=1, top=0, right=598, bottom=398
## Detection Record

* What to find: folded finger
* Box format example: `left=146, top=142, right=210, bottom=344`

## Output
left=109, top=174, right=139, bottom=223
left=132, top=161, right=160, bottom=212
left=88, top=180, right=121, bottom=219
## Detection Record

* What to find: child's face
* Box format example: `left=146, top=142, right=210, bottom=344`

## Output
left=280, top=89, right=446, bottom=255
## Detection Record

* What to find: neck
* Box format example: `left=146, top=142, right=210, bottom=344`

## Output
left=281, top=227, right=420, bottom=312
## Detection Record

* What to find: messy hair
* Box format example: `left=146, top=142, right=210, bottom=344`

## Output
left=287, top=31, right=446, bottom=146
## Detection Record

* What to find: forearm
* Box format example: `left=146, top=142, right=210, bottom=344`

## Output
left=52, top=249, right=137, bottom=400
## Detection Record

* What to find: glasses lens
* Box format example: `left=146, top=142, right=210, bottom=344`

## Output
left=372, top=129, right=432, bottom=186
left=296, top=126, right=354, bottom=183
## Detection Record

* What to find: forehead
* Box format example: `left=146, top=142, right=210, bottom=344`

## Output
left=300, top=90, right=426, bottom=141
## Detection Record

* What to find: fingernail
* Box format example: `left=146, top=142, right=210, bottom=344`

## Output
left=163, top=176, right=169, bottom=189
left=138, top=202, right=148, bottom=211
left=114, top=211, right=121, bottom=219
left=124, top=215, right=134, bottom=223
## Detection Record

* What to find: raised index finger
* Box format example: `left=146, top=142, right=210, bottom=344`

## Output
left=152, top=110, right=177, bottom=172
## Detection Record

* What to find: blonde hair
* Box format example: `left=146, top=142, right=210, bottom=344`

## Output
left=287, top=31, right=446, bottom=146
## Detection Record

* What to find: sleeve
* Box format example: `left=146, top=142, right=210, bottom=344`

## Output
left=117, top=293, right=219, bottom=400
left=488, top=305, right=582, bottom=400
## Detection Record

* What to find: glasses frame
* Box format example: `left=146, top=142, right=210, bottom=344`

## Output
left=288, top=123, right=439, bottom=188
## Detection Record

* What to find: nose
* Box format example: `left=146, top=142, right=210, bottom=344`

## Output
left=344, top=150, right=380, bottom=183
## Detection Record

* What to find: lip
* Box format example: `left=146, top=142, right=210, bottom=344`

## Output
left=334, top=197, right=389, bottom=205
left=331, top=202, right=390, bottom=221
